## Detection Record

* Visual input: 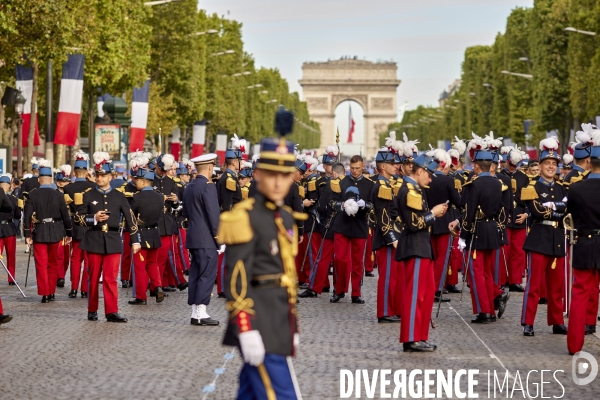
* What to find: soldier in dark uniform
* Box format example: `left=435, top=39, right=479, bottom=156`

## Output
left=23, top=160, right=73, bottom=303
left=520, top=137, right=568, bottom=337
left=371, top=146, right=401, bottom=323
left=153, top=154, right=187, bottom=291
left=564, top=126, right=592, bottom=185
left=114, top=160, right=139, bottom=289
left=566, top=137, right=600, bottom=354
left=0, top=174, right=21, bottom=285
left=238, top=161, right=253, bottom=201
left=183, top=154, right=220, bottom=326
left=447, top=140, right=467, bottom=292
left=395, top=154, right=448, bottom=352
left=127, top=159, right=165, bottom=305
left=499, top=147, right=529, bottom=292
left=295, top=156, right=318, bottom=287
left=491, top=156, right=513, bottom=300
left=450, top=136, right=505, bottom=324
left=63, top=151, right=96, bottom=298
left=75, top=152, right=140, bottom=322
left=331, top=155, right=374, bottom=304
left=109, top=165, right=127, bottom=189
left=220, top=108, right=304, bottom=398
left=175, top=159, right=194, bottom=275
left=561, top=154, right=573, bottom=180
left=19, top=157, right=41, bottom=201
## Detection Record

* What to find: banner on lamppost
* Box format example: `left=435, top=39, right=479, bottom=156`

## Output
left=94, top=124, right=121, bottom=160
left=192, top=121, right=207, bottom=158
left=216, top=134, right=228, bottom=165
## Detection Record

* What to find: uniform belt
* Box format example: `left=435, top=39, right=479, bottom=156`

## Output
left=578, top=229, right=600, bottom=236
left=251, top=273, right=282, bottom=288
left=0, top=220, right=12, bottom=225
left=476, top=217, right=497, bottom=222
left=36, top=218, right=62, bottom=224
left=91, top=225, right=120, bottom=232
left=138, top=224, right=158, bottom=230
left=534, top=220, right=559, bottom=228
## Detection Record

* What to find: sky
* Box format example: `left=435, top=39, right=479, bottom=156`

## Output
left=199, top=0, right=533, bottom=151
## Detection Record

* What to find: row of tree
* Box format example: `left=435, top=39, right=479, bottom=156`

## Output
left=0, top=0, right=320, bottom=169
left=390, top=0, right=600, bottom=154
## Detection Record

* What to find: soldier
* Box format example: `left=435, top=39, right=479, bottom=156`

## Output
left=561, top=154, right=573, bottom=179
left=175, top=159, right=194, bottom=275
left=446, top=139, right=467, bottom=293
left=23, top=160, right=73, bottom=303
left=220, top=108, right=303, bottom=398
left=330, top=155, right=374, bottom=304
left=183, top=154, right=220, bottom=326
left=450, top=134, right=506, bottom=324
left=0, top=174, right=20, bottom=285
left=296, top=156, right=318, bottom=287
left=520, top=137, right=568, bottom=337
left=238, top=161, right=253, bottom=200
left=499, top=146, right=529, bottom=292
left=75, top=152, right=140, bottom=322
left=564, top=125, right=592, bottom=185
left=423, top=148, right=460, bottom=303
left=371, top=145, right=402, bottom=323
left=127, top=158, right=165, bottom=305
left=395, top=154, right=448, bottom=352
left=19, top=157, right=41, bottom=201
left=53, top=165, right=72, bottom=288
left=110, top=165, right=127, bottom=189
left=566, top=132, right=600, bottom=354
left=63, top=151, right=96, bottom=298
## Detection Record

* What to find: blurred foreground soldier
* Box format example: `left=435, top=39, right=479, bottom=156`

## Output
left=182, top=154, right=220, bottom=326
left=63, top=151, right=96, bottom=298
left=75, top=152, right=140, bottom=322
left=395, top=154, right=447, bottom=352
left=128, top=158, right=164, bottom=305
left=564, top=125, right=592, bottom=185
left=566, top=130, right=600, bottom=354
left=23, top=160, right=73, bottom=303
left=0, top=174, right=20, bottom=285
left=520, top=137, right=568, bottom=337
left=220, top=107, right=303, bottom=399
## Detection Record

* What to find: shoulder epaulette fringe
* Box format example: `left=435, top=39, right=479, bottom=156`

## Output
left=520, top=184, right=538, bottom=201
left=308, top=180, right=316, bottom=192
left=74, top=188, right=91, bottom=206
left=501, top=184, right=508, bottom=192
left=226, top=177, right=237, bottom=191
left=378, top=184, right=393, bottom=200
left=330, top=179, right=341, bottom=193
left=511, top=178, right=517, bottom=193
left=218, top=208, right=254, bottom=245
left=298, top=186, right=305, bottom=199
left=64, top=194, right=73, bottom=204
left=454, top=179, right=462, bottom=191
left=17, top=198, right=24, bottom=209
left=406, top=183, right=422, bottom=210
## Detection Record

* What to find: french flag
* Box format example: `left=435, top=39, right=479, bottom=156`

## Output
left=347, top=103, right=355, bottom=144
left=170, top=127, right=181, bottom=159
left=191, top=120, right=207, bottom=158
left=129, top=80, right=150, bottom=152
left=15, top=65, right=40, bottom=147
left=54, top=54, right=85, bottom=146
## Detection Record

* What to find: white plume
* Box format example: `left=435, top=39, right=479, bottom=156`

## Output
left=231, top=134, right=247, bottom=152
left=385, top=131, right=397, bottom=148
left=590, top=130, right=600, bottom=147
left=130, top=157, right=149, bottom=171
left=305, top=156, right=318, bottom=171
left=160, top=154, right=175, bottom=169
left=31, top=157, right=38, bottom=165
left=448, top=149, right=460, bottom=166
left=539, top=136, right=559, bottom=151
left=508, top=149, right=523, bottom=165
left=500, top=146, right=513, bottom=155
left=434, top=149, right=452, bottom=169
left=401, top=132, right=419, bottom=157
left=344, top=199, right=359, bottom=216
left=182, top=158, right=194, bottom=170
left=581, top=123, right=594, bottom=134
left=391, top=140, right=404, bottom=154
left=60, top=164, right=72, bottom=176
left=143, top=152, right=154, bottom=160
left=484, top=131, right=503, bottom=150
left=317, top=155, right=323, bottom=164
left=38, top=159, right=51, bottom=168
left=129, top=150, right=144, bottom=160
left=562, top=154, right=574, bottom=165
left=576, top=129, right=592, bottom=145
left=325, top=146, right=339, bottom=156
left=93, top=151, right=110, bottom=166
left=453, top=136, right=466, bottom=156
left=296, top=153, right=306, bottom=162
left=468, top=132, right=485, bottom=151
left=241, top=161, right=253, bottom=169
left=74, top=150, right=89, bottom=161
left=252, top=154, right=260, bottom=163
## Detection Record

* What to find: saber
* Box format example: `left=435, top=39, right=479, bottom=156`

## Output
left=0, top=255, right=26, bottom=297
left=313, top=209, right=337, bottom=272
left=460, top=212, right=479, bottom=303
left=300, top=213, right=317, bottom=272
left=563, top=213, right=576, bottom=316
left=436, top=232, right=456, bottom=317
left=25, top=243, right=32, bottom=287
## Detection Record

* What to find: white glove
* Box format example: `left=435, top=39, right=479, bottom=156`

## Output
left=239, top=330, right=265, bottom=366
left=357, top=199, right=366, bottom=208
left=343, top=199, right=359, bottom=216
left=218, top=244, right=226, bottom=254
left=294, top=333, right=299, bottom=354
left=542, top=202, right=556, bottom=210
left=458, top=238, right=466, bottom=251
left=562, top=197, right=568, bottom=203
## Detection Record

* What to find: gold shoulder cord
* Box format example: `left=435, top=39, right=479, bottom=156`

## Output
left=225, top=260, right=255, bottom=318
left=274, top=215, right=299, bottom=310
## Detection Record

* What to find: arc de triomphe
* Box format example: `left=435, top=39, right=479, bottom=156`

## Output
left=299, top=58, right=401, bottom=160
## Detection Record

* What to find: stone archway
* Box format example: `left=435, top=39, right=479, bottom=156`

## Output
left=299, top=58, right=401, bottom=160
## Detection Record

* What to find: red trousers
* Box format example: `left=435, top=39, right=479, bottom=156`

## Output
left=333, top=233, right=366, bottom=297
left=157, top=235, right=186, bottom=287
left=400, top=257, right=435, bottom=343
left=568, top=268, right=600, bottom=354
left=121, top=234, right=132, bottom=281
left=216, top=252, right=226, bottom=294
left=431, top=234, right=452, bottom=292
left=295, top=233, right=311, bottom=284
left=376, top=246, right=403, bottom=318
left=0, top=296, right=3, bottom=314
left=176, top=228, right=190, bottom=272
left=493, top=246, right=509, bottom=288
left=521, top=252, right=565, bottom=326
left=56, top=240, right=70, bottom=280
left=307, top=233, right=333, bottom=294
left=87, top=252, right=120, bottom=314
left=131, top=248, right=161, bottom=300
left=33, top=242, right=60, bottom=296
left=70, top=240, right=88, bottom=292
left=0, top=235, right=16, bottom=283
left=467, top=249, right=498, bottom=315
left=447, top=235, right=462, bottom=286
left=365, top=230, right=374, bottom=273
left=507, top=228, right=526, bottom=284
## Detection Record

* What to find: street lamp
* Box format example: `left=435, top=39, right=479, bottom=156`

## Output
left=500, top=70, right=533, bottom=80
left=565, top=27, right=597, bottom=36
left=14, top=91, right=26, bottom=177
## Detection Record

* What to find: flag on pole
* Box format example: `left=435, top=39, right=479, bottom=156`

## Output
left=15, top=64, right=40, bottom=147
left=347, top=103, right=355, bottom=143
left=191, top=120, right=207, bottom=157
left=129, top=79, right=150, bottom=152
left=54, top=54, right=85, bottom=146
left=170, top=127, right=181, bottom=159
left=216, top=134, right=228, bottom=164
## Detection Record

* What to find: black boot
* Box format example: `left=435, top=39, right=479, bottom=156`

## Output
left=68, top=290, right=77, bottom=298
left=351, top=296, right=365, bottom=304
left=87, top=312, right=98, bottom=321
left=155, top=287, right=165, bottom=303
left=538, top=298, right=547, bottom=305
left=106, top=313, right=128, bottom=323
left=177, top=282, right=188, bottom=291
left=330, top=293, right=345, bottom=303
left=509, top=283, right=525, bottom=292
left=434, top=291, right=450, bottom=303
left=298, top=289, right=317, bottom=298
left=41, top=295, right=49, bottom=303
left=446, top=284, right=461, bottom=293
left=0, top=314, right=13, bottom=324
left=523, top=325, right=534, bottom=336
left=552, top=324, right=568, bottom=335
left=585, top=325, right=597, bottom=335
left=48, top=294, right=55, bottom=301
left=378, top=316, right=400, bottom=323
left=496, top=292, right=510, bottom=319
left=81, top=292, right=88, bottom=298
left=121, top=280, right=130, bottom=288
left=57, top=278, right=65, bottom=288
left=471, top=313, right=492, bottom=324
left=128, top=299, right=147, bottom=305
left=403, top=341, right=435, bottom=352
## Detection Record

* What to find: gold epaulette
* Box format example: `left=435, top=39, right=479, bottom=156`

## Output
left=226, top=177, right=237, bottom=191
left=520, top=184, right=538, bottom=201
left=330, top=179, right=341, bottom=193
left=583, top=170, right=591, bottom=177
left=570, top=175, right=583, bottom=184
left=233, top=198, right=255, bottom=211
left=173, top=177, right=181, bottom=183
left=241, top=186, right=249, bottom=200
left=501, top=184, right=508, bottom=192
left=124, top=191, right=134, bottom=198
left=511, top=178, right=517, bottom=193
left=115, top=185, right=125, bottom=193
left=406, top=183, right=422, bottom=210
left=454, top=179, right=462, bottom=191
left=64, top=194, right=73, bottom=204
left=17, top=198, right=24, bottom=209
left=298, top=185, right=305, bottom=199
left=292, top=211, right=309, bottom=221
left=176, top=183, right=183, bottom=188
left=218, top=205, right=254, bottom=245
left=308, top=179, right=316, bottom=192
left=378, top=180, right=393, bottom=200
left=462, top=176, right=477, bottom=188
left=74, top=188, right=92, bottom=205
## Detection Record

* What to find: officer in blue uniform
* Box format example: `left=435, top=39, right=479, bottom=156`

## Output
left=182, top=154, right=220, bottom=326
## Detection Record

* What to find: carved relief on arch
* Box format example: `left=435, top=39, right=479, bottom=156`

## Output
left=306, top=97, right=329, bottom=110
left=371, top=97, right=394, bottom=110
left=331, top=94, right=368, bottom=111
